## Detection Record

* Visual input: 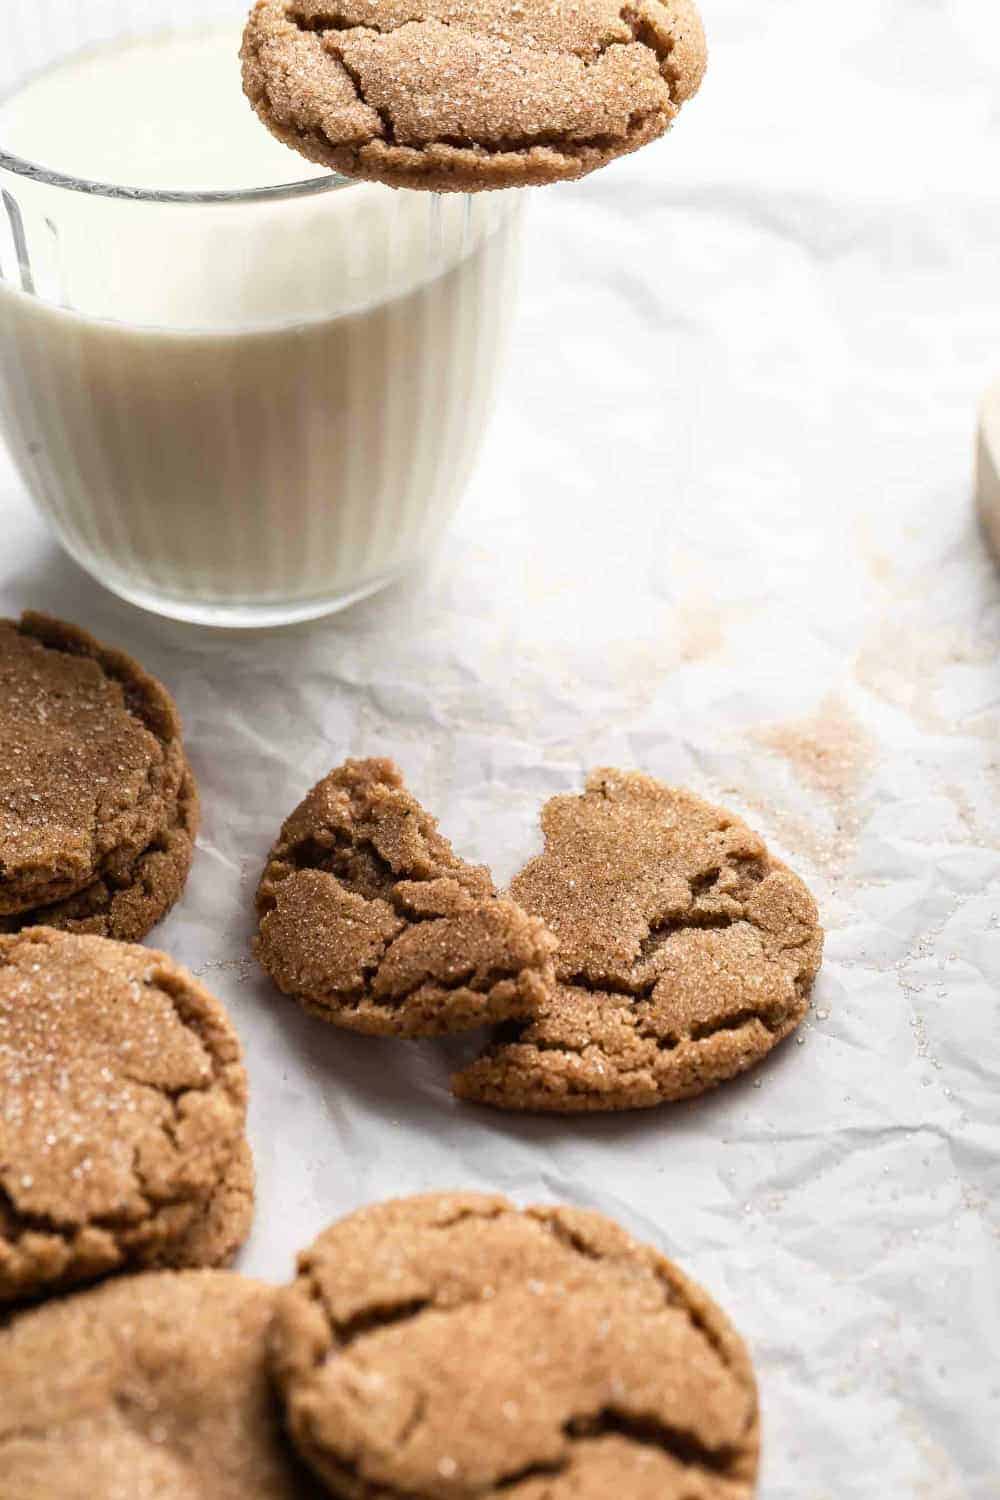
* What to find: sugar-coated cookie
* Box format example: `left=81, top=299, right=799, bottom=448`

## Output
left=0, top=1271, right=320, bottom=1500
left=454, top=769, right=822, bottom=1110
left=272, top=1191, right=759, bottom=1499
left=0, top=613, right=197, bottom=940
left=242, top=0, right=706, bottom=191
left=0, top=929, right=249, bottom=1303
left=255, top=758, right=554, bottom=1037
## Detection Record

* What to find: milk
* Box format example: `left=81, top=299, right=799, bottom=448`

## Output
left=0, top=27, right=520, bottom=623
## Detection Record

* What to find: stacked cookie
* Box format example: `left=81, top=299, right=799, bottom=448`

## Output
left=0, top=1194, right=760, bottom=1500
left=254, top=760, right=823, bottom=1111
left=0, top=615, right=256, bottom=1304
left=0, top=612, right=198, bottom=942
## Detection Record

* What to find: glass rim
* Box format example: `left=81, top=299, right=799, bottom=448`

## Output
left=0, top=24, right=354, bottom=204
left=0, top=145, right=355, bottom=204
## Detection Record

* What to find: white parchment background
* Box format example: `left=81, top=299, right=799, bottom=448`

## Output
left=2, top=2, right=999, bottom=1495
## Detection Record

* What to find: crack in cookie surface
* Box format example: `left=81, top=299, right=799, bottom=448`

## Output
left=0, top=614, right=188, bottom=917
left=454, top=770, right=823, bottom=1111
left=0, top=930, right=247, bottom=1302
left=254, top=759, right=554, bottom=1037
left=272, top=1193, right=758, bottom=1499
left=0, top=767, right=199, bottom=943
left=241, top=0, right=706, bottom=189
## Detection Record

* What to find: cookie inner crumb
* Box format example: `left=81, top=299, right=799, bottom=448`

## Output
left=255, top=759, right=553, bottom=1035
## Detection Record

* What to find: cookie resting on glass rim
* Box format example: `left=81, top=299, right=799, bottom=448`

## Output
left=241, top=0, right=706, bottom=190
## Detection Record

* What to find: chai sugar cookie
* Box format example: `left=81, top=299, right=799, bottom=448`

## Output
left=454, top=769, right=823, bottom=1111
left=241, top=0, right=706, bottom=192
left=272, top=1191, right=759, bottom=1499
left=0, top=765, right=200, bottom=943
left=0, top=929, right=249, bottom=1304
left=0, top=1271, right=320, bottom=1500
left=0, top=613, right=196, bottom=936
left=254, top=758, right=555, bottom=1037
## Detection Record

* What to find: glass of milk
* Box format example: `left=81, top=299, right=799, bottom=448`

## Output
left=0, top=1, right=522, bottom=625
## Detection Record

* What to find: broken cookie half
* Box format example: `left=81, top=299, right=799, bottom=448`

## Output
left=453, top=769, right=824, bottom=1111
left=241, top=0, right=707, bottom=191
left=254, top=758, right=555, bottom=1037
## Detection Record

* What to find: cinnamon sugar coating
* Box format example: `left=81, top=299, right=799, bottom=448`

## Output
left=0, top=929, right=248, bottom=1303
left=0, top=766, right=200, bottom=943
left=0, top=613, right=194, bottom=926
left=254, top=758, right=555, bottom=1037
left=272, top=1191, right=759, bottom=1499
left=454, top=769, right=823, bottom=1111
left=241, top=0, right=706, bottom=190
left=0, top=1271, right=316, bottom=1500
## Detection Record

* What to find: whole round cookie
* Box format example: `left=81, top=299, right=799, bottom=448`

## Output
left=0, top=613, right=191, bottom=918
left=0, top=928, right=248, bottom=1303
left=255, top=758, right=555, bottom=1037
left=272, top=1192, right=759, bottom=1499
left=0, top=765, right=200, bottom=943
left=0, top=1271, right=321, bottom=1500
left=453, top=769, right=823, bottom=1111
left=241, top=0, right=706, bottom=192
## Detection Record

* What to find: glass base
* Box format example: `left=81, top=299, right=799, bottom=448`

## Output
left=100, top=571, right=406, bottom=627
left=59, top=532, right=407, bottom=626
left=124, top=583, right=404, bottom=627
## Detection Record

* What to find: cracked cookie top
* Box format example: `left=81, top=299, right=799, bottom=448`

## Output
left=272, top=1191, right=759, bottom=1499
left=0, top=1271, right=320, bottom=1500
left=241, top=0, right=706, bottom=190
left=0, top=929, right=248, bottom=1303
left=454, top=769, right=823, bottom=1111
left=254, top=758, right=555, bottom=1037
left=0, top=764, right=200, bottom=944
left=0, top=613, right=187, bottom=918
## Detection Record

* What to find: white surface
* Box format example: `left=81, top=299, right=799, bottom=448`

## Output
left=2, top=1, right=999, bottom=1495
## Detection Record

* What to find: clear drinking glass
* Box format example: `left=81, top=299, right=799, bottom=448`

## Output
left=0, top=0, right=522, bottom=625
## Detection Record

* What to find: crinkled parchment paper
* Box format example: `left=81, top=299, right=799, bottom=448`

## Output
left=1, top=2, right=998, bottom=1495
